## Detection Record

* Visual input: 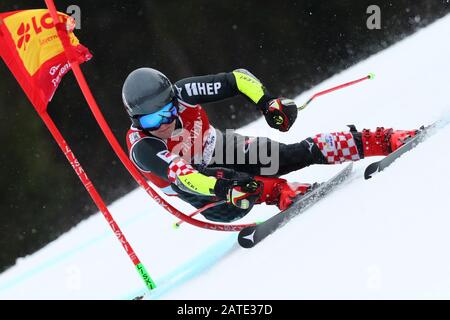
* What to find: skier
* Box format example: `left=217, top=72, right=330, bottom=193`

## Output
left=123, top=68, right=417, bottom=222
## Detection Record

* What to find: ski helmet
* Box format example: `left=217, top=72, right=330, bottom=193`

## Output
left=122, top=68, right=176, bottom=128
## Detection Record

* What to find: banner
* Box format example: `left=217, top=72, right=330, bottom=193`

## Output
left=0, top=9, right=92, bottom=112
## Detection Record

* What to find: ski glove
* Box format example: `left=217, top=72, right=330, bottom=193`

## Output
left=262, top=98, right=298, bottom=132
left=214, top=178, right=262, bottom=210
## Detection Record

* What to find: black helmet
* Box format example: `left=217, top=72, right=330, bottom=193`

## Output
left=122, top=68, right=176, bottom=127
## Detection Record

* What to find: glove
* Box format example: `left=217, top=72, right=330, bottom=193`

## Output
left=261, top=98, right=298, bottom=132
left=214, top=178, right=262, bottom=210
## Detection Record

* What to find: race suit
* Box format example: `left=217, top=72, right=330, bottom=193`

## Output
left=126, top=69, right=363, bottom=222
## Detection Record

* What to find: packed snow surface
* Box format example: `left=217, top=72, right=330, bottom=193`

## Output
left=1, top=14, right=450, bottom=299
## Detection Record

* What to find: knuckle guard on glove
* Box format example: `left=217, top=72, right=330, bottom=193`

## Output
left=228, top=187, right=251, bottom=209
left=214, top=178, right=262, bottom=210
left=263, top=98, right=298, bottom=132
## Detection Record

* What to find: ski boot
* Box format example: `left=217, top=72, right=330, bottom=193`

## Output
left=255, top=176, right=312, bottom=211
left=361, top=127, right=418, bottom=157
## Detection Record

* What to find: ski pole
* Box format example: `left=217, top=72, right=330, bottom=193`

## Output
left=298, top=73, right=375, bottom=111
left=173, top=201, right=227, bottom=229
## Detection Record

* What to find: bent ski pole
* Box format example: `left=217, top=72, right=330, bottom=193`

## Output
left=43, top=0, right=157, bottom=291
left=40, top=111, right=157, bottom=290
left=43, top=1, right=254, bottom=234
left=174, top=201, right=227, bottom=229
left=298, top=73, right=375, bottom=111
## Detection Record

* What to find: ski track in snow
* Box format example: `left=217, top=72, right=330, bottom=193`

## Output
left=1, top=14, right=450, bottom=299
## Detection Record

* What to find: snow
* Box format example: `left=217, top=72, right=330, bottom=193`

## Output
left=1, top=13, right=450, bottom=300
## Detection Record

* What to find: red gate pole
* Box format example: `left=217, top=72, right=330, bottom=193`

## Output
left=44, top=0, right=256, bottom=232
left=38, top=111, right=157, bottom=290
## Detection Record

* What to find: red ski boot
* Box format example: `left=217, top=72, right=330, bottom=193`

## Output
left=361, top=127, right=418, bottom=157
left=389, top=129, right=418, bottom=151
left=277, top=182, right=312, bottom=210
left=255, top=176, right=312, bottom=211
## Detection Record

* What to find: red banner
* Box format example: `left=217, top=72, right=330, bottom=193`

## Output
left=0, top=9, right=92, bottom=112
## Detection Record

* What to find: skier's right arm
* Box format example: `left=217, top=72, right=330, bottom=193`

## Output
left=175, top=69, right=298, bottom=132
left=130, top=137, right=260, bottom=209
left=174, top=69, right=274, bottom=108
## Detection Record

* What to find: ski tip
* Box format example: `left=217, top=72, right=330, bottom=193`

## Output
left=368, top=72, right=376, bottom=80
left=364, top=162, right=379, bottom=180
left=238, top=226, right=257, bottom=249
left=238, top=239, right=255, bottom=249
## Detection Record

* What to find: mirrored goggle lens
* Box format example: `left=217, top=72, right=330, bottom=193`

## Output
left=139, top=102, right=178, bottom=130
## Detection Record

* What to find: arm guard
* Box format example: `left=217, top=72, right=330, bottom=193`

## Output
left=174, top=69, right=274, bottom=108
left=232, top=68, right=272, bottom=106
left=130, top=137, right=218, bottom=197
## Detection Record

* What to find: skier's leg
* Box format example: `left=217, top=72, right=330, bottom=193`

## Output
left=208, top=129, right=327, bottom=176
left=209, top=127, right=417, bottom=175
left=202, top=127, right=417, bottom=214
left=253, top=126, right=417, bottom=210
left=206, top=130, right=325, bottom=211
left=306, top=125, right=418, bottom=165
left=310, top=128, right=362, bottom=166
left=174, top=130, right=324, bottom=222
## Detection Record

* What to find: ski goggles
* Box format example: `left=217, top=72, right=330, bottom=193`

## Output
left=139, top=102, right=178, bottom=131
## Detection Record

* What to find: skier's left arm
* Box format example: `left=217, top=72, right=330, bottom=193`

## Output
left=175, top=69, right=298, bottom=132
left=129, top=136, right=261, bottom=210
left=232, top=69, right=299, bottom=132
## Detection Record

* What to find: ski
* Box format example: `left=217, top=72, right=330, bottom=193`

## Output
left=364, top=121, right=441, bottom=180
left=238, top=163, right=353, bottom=248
